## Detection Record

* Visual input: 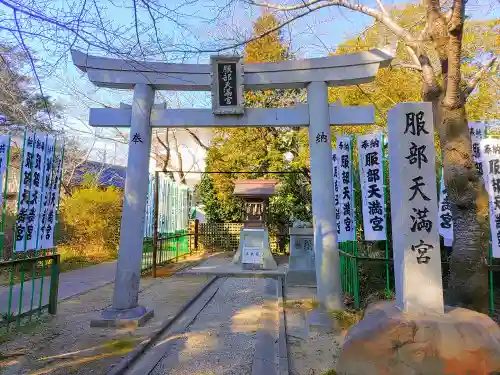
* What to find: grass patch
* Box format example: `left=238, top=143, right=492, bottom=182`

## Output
left=0, top=247, right=116, bottom=287
left=281, top=298, right=320, bottom=311
left=102, top=338, right=139, bottom=355
left=0, top=315, right=48, bottom=345
left=329, top=309, right=363, bottom=330
left=321, top=370, right=338, bottom=375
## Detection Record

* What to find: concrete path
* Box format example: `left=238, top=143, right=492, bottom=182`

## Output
left=126, top=277, right=284, bottom=375
left=0, top=261, right=116, bottom=316
left=178, top=254, right=287, bottom=279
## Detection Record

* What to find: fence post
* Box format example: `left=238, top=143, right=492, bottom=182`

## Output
left=48, top=254, right=60, bottom=315
left=176, top=237, right=180, bottom=262
left=194, top=219, right=199, bottom=253
left=152, top=171, right=159, bottom=278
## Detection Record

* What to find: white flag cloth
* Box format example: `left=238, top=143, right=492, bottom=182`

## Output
left=480, top=138, right=500, bottom=258
left=337, top=136, right=356, bottom=242
left=437, top=170, right=453, bottom=246
left=357, top=133, right=387, bottom=241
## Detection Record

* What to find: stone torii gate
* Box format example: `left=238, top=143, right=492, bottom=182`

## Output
left=72, top=47, right=394, bottom=326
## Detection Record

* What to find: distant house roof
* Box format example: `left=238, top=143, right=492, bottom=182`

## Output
left=232, top=179, right=280, bottom=198
left=70, top=160, right=126, bottom=188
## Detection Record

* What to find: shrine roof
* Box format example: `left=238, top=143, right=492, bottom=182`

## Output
left=232, top=179, right=279, bottom=198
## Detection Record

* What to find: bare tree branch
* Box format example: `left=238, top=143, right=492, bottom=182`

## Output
left=12, top=8, right=53, bottom=129
left=155, top=130, right=171, bottom=171
left=185, top=129, right=209, bottom=151
left=463, top=56, right=497, bottom=99
left=250, top=0, right=418, bottom=46
left=374, top=0, right=390, bottom=17
left=172, top=131, right=187, bottom=184
left=132, top=0, right=145, bottom=56
left=391, top=62, right=423, bottom=71
left=406, top=45, right=422, bottom=67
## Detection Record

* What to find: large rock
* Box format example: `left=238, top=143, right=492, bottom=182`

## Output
left=337, top=300, right=500, bottom=375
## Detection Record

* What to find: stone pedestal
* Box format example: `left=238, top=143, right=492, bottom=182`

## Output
left=90, top=306, right=154, bottom=328
left=232, top=228, right=277, bottom=270
left=286, top=227, right=316, bottom=286
left=337, top=300, right=500, bottom=375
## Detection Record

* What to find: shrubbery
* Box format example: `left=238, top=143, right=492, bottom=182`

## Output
left=58, top=185, right=123, bottom=259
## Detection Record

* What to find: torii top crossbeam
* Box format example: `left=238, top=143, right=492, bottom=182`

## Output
left=71, top=47, right=394, bottom=91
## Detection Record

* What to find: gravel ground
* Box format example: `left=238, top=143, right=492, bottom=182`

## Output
left=0, top=271, right=211, bottom=375
left=285, top=286, right=344, bottom=375
left=150, top=277, right=267, bottom=375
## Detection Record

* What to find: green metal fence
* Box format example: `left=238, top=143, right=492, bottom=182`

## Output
left=0, top=132, right=64, bottom=334
left=340, top=245, right=499, bottom=316
left=337, top=132, right=500, bottom=316
left=0, top=251, right=60, bottom=334
left=141, top=231, right=190, bottom=273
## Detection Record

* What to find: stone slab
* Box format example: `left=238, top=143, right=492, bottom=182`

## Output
left=306, top=308, right=335, bottom=334
left=288, top=227, right=314, bottom=235
left=179, top=260, right=286, bottom=279
left=286, top=269, right=317, bottom=286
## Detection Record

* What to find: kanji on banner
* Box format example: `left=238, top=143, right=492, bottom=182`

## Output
left=437, top=170, right=453, bottom=246
left=337, top=136, right=355, bottom=242
left=15, top=132, right=35, bottom=251
left=332, top=149, right=341, bottom=237
left=25, top=133, right=48, bottom=250
left=39, top=140, right=64, bottom=250
left=357, top=133, right=386, bottom=241
left=37, top=136, right=56, bottom=250
left=480, top=138, right=500, bottom=258
left=470, top=123, right=487, bottom=175
left=0, top=135, right=11, bottom=209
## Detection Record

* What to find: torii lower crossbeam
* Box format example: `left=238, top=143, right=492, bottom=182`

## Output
left=88, top=104, right=375, bottom=128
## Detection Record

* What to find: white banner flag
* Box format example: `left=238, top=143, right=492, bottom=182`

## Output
left=357, top=133, right=386, bottom=241
left=437, top=170, right=453, bottom=246
left=25, top=133, right=48, bottom=250
left=39, top=140, right=64, bottom=250
left=332, top=149, right=341, bottom=238
left=37, top=136, right=55, bottom=250
left=480, top=138, right=500, bottom=258
left=0, top=135, right=11, bottom=209
left=15, top=132, right=35, bottom=251
left=337, top=136, right=356, bottom=242
left=469, top=123, right=487, bottom=175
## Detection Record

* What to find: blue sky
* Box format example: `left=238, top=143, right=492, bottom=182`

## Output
left=0, top=0, right=498, bottom=166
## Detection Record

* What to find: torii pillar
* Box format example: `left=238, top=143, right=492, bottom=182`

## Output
left=72, top=46, right=394, bottom=326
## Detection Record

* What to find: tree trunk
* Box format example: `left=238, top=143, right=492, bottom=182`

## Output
left=437, top=101, right=490, bottom=313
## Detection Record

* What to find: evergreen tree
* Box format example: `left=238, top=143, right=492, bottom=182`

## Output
left=197, top=12, right=309, bottom=230
left=0, top=45, right=59, bottom=130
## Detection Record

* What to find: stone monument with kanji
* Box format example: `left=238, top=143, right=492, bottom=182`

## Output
left=232, top=180, right=279, bottom=270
